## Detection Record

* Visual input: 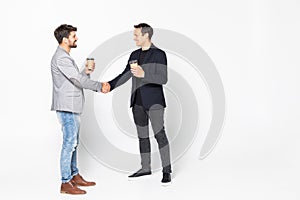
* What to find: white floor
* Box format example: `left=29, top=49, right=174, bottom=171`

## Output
left=1, top=119, right=299, bottom=200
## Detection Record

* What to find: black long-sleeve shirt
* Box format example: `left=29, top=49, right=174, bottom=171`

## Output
left=134, top=49, right=150, bottom=106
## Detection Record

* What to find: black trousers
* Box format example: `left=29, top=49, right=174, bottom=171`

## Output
left=132, top=105, right=172, bottom=173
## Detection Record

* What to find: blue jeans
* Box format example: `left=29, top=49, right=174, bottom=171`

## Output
left=56, top=111, right=80, bottom=183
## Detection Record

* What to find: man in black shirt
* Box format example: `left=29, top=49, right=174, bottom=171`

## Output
left=103, top=23, right=172, bottom=186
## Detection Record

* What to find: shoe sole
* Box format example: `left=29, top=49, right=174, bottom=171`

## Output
left=127, top=174, right=152, bottom=181
left=161, top=181, right=172, bottom=186
left=60, top=191, right=86, bottom=195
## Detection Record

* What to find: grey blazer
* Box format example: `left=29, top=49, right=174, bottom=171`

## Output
left=51, top=46, right=101, bottom=114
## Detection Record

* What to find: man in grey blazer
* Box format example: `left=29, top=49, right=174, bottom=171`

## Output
left=51, top=24, right=108, bottom=195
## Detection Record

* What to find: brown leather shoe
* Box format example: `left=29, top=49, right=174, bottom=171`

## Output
left=71, top=174, right=96, bottom=187
left=60, top=181, right=86, bottom=195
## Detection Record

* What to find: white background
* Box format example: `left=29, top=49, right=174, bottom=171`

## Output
left=0, top=0, right=300, bottom=199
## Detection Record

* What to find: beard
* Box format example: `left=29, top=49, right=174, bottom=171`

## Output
left=69, top=41, right=77, bottom=48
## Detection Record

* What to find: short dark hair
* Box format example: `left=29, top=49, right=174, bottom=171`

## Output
left=134, top=23, right=153, bottom=39
left=54, top=24, right=77, bottom=44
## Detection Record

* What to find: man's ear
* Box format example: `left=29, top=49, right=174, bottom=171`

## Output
left=144, top=33, right=149, bottom=39
left=63, top=37, right=68, bottom=44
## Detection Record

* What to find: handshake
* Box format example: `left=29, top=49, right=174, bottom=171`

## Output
left=101, top=82, right=110, bottom=94
left=86, top=58, right=144, bottom=94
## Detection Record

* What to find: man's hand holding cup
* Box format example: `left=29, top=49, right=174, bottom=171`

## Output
left=85, top=58, right=95, bottom=75
left=130, top=60, right=144, bottom=78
